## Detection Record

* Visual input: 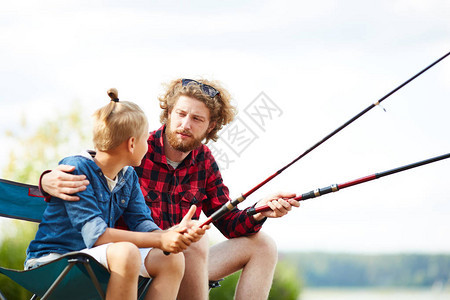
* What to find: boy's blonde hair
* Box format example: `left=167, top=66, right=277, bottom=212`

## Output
left=158, top=78, right=237, bottom=143
left=93, top=88, right=148, bottom=151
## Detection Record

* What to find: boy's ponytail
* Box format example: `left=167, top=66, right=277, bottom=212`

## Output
left=95, top=88, right=119, bottom=127
left=92, top=88, right=148, bottom=151
left=107, top=88, right=119, bottom=102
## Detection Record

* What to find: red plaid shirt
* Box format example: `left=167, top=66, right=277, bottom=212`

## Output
left=134, top=125, right=265, bottom=238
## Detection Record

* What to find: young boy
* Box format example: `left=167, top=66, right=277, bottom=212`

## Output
left=26, top=89, right=207, bottom=300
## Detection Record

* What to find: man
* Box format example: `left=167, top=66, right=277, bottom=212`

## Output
left=41, top=78, right=299, bottom=299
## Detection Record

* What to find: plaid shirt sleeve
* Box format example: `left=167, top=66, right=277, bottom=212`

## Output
left=202, top=150, right=266, bottom=239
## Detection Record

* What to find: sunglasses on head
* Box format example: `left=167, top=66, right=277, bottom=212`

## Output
left=181, top=79, right=220, bottom=98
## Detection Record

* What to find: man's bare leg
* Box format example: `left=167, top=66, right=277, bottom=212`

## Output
left=209, top=232, right=278, bottom=300
left=177, top=234, right=210, bottom=300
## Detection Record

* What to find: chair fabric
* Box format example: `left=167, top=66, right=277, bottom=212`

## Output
left=0, top=179, right=46, bottom=223
left=0, top=178, right=151, bottom=299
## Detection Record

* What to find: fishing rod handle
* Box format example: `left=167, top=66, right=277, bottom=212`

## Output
left=200, top=194, right=246, bottom=227
left=165, top=197, right=245, bottom=255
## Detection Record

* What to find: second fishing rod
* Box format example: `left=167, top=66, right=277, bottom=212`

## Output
left=247, top=152, right=450, bottom=215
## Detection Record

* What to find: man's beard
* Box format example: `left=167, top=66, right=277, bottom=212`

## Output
left=165, top=123, right=206, bottom=153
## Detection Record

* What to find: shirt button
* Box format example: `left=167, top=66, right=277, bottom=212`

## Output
left=121, top=199, right=125, bottom=204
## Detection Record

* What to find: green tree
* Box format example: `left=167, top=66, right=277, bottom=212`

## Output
left=269, top=260, right=303, bottom=299
left=0, top=221, right=38, bottom=299
left=2, top=102, right=91, bottom=184
left=209, top=260, right=303, bottom=300
left=209, top=271, right=242, bottom=300
left=0, top=102, right=90, bottom=299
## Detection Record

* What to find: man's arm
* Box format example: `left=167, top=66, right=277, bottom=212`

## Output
left=40, top=165, right=90, bottom=201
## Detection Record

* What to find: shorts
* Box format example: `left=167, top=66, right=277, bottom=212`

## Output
left=25, top=244, right=153, bottom=277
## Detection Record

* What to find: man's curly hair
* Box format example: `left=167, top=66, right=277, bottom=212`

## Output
left=159, top=78, right=237, bottom=143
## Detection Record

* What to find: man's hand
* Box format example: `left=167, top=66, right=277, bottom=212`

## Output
left=42, top=165, right=90, bottom=201
left=252, top=192, right=299, bottom=221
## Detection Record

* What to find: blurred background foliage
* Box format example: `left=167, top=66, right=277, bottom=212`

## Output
left=0, top=221, right=37, bottom=299
left=284, top=252, right=450, bottom=288
left=0, top=103, right=91, bottom=299
left=209, top=261, right=302, bottom=300
left=2, top=103, right=91, bottom=184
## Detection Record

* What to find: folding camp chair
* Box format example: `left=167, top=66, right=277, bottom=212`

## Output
left=0, top=178, right=151, bottom=300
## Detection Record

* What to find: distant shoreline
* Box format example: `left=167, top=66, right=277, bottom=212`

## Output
left=280, top=252, right=450, bottom=288
left=300, top=287, right=450, bottom=300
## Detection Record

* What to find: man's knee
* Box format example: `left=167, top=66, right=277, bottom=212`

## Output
left=251, top=232, right=278, bottom=259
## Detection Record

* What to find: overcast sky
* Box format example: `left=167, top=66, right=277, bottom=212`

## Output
left=1, top=0, right=449, bottom=253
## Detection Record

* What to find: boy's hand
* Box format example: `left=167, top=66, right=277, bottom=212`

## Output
left=161, top=205, right=210, bottom=253
left=178, top=205, right=210, bottom=243
left=160, top=230, right=191, bottom=253
left=178, top=205, right=197, bottom=229
left=183, top=220, right=209, bottom=243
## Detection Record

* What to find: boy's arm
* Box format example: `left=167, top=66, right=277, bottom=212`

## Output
left=65, top=185, right=193, bottom=253
left=62, top=181, right=109, bottom=249
left=94, top=227, right=192, bottom=253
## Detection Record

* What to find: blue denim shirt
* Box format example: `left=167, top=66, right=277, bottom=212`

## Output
left=26, top=151, right=160, bottom=262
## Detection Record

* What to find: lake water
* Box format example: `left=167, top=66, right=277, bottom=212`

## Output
left=299, top=288, right=450, bottom=300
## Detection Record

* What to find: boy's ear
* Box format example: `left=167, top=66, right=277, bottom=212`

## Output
left=127, top=137, right=136, bottom=153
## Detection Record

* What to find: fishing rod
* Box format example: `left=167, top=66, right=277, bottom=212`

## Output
left=200, top=50, right=450, bottom=227
left=247, top=152, right=450, bottom=215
